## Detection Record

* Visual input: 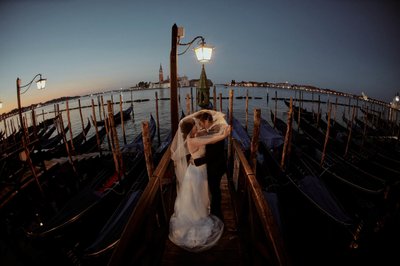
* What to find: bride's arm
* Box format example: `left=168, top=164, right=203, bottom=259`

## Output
left=188, top=126, right=231, bottom=148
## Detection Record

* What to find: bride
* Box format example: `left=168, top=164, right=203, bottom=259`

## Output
left=169, top=110, right=231, bottom=252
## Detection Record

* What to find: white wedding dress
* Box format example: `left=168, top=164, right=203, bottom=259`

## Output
left=169, top=146, right=224, bottom=252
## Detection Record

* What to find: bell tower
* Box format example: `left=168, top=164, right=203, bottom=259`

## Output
left=159, top=64, right=164, bottom=84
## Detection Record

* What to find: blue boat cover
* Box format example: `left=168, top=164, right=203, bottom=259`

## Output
left=294, top=175, right=353, bottom=225
left=260, top=119, right=284, bottom=149
left=263, top=191, right=283, bottom=233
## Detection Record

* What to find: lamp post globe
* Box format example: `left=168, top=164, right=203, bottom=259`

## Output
left=194, top=42, right=213, bottom=63
left=36, top=77, right=47, bottom=90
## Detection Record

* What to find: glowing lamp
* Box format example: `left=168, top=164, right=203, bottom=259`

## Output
left=36, top=77, right=47, bottom=90
left=195, top=42, right=213, bottom=63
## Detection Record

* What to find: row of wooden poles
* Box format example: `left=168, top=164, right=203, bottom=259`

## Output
left=2, top=87, right=398, bottom=145
left=10, top=86, right=400, bottom=172
left=305, top=92, right=399, bottom=129
left=6, top=86, right=400, bottom=201
left=9, top=88, right=174, bottom=200
left=0, top=91, right=134, bottom=144
left=179, top=87, right=399, bottom=171
left=292, top=93, right=400, bottom=160
left=7, top=91, right=139, bottom=201
left=2, top=85, right=231, bottom=143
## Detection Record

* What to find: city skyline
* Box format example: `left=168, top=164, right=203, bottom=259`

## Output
left=1, top=0, right=399, bottom=113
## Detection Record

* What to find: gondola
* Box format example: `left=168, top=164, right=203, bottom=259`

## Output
left=40, top=124, right=70, bottom=150
left=283, top=98, right=320, bottom=123
left=39, top=123, right=57, bottom=142
left=0, top=154, right=31, bottom=207
left=273, top=110, right=387, bottom=194
left=229, top=115, right=251, bottom=153
left=37, top=116, right=58, bottom=129
left=79, top=168, right=147, bottom=264
left=77, top=115, right=169, bottom=262
left=358, top=107, right=398, bottom=137
left=75, top=125, right=107, bottom=155
left=121, top=115, right=156, bottom=154
left=342, top=112, right=400, bottom=165
left=299, top=111, right=400, bottom=185
left=38, top=118, right=92, bottom=160
left=232, top=114, right=356, bottom=264
left=270, top=111, right=396, bottom=237
left=234, top=114, right=353, bottom=229
left=258, top=116, right=354, bottom=227
left=96, top=106, right=133, bottom=127
left=26, top=115, right=156, bottom=241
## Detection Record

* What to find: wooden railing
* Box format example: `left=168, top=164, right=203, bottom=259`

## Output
left=108, top=147, right=173, bottom=265
left=108, top=139, right=290, bottom=265
left=230, top=139, right=290, bottom=266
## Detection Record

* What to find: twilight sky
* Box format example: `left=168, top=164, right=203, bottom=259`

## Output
left=0, top=0, right=399, bottom=113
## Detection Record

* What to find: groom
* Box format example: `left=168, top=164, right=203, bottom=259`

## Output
left=196, top=111, right=226, bottom=219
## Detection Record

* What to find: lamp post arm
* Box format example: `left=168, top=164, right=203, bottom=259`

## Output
left=19, top=73, right=43, bottom=94
left=177, top=36, right=205, bottom=56
left=19, top=73, right=43, bottom=88
left=178, top=36, right=204, bottom=46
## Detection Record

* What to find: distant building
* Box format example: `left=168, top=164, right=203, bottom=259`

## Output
left=159, top=64, right=164, bottom=84
left=149, top=64, right=190, bottom=88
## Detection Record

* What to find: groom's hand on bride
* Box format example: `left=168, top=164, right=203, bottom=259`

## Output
left=196, top=129, right=208, bottom=137
left=207, top=124, right=222, bottom=135
left=224, top=126, right=232, bottom=137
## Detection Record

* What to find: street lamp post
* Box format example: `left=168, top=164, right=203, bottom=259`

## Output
left=17, top=74, right=46, bottom=132
left=170, top=23, right=213, bottom=135
left=16, top=73, right=46, bottom=195
left=170, top=24, right=179, bottom=135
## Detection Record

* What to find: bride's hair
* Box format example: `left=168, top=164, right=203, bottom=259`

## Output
left=196, top=111, right=213, bottom=123
left=180, top=119, right=195, bottom=139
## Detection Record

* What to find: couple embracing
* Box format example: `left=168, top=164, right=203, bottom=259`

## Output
left=169, top=110, right=231, bottom=252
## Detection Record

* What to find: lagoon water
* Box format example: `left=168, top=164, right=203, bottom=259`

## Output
left=1, top=85, right=391, bottom=149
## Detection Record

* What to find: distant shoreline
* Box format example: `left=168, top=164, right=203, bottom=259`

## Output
left=1, top=83, right=396, bottom=118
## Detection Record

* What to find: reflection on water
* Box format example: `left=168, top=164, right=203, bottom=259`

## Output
left=1, top=86, right=396, bottom=148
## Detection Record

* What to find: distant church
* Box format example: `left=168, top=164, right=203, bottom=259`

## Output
left=159, top=64, right=164, bottom=84
left=149, top=64, right=190, bottom=89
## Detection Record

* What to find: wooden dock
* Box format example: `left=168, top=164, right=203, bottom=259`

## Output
left=108, top=140, right=288, bottom=266
left=161, top=174, right=248, bottom=265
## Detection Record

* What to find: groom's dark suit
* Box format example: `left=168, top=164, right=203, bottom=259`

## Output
left=206, top=134, right=226, bottom=218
